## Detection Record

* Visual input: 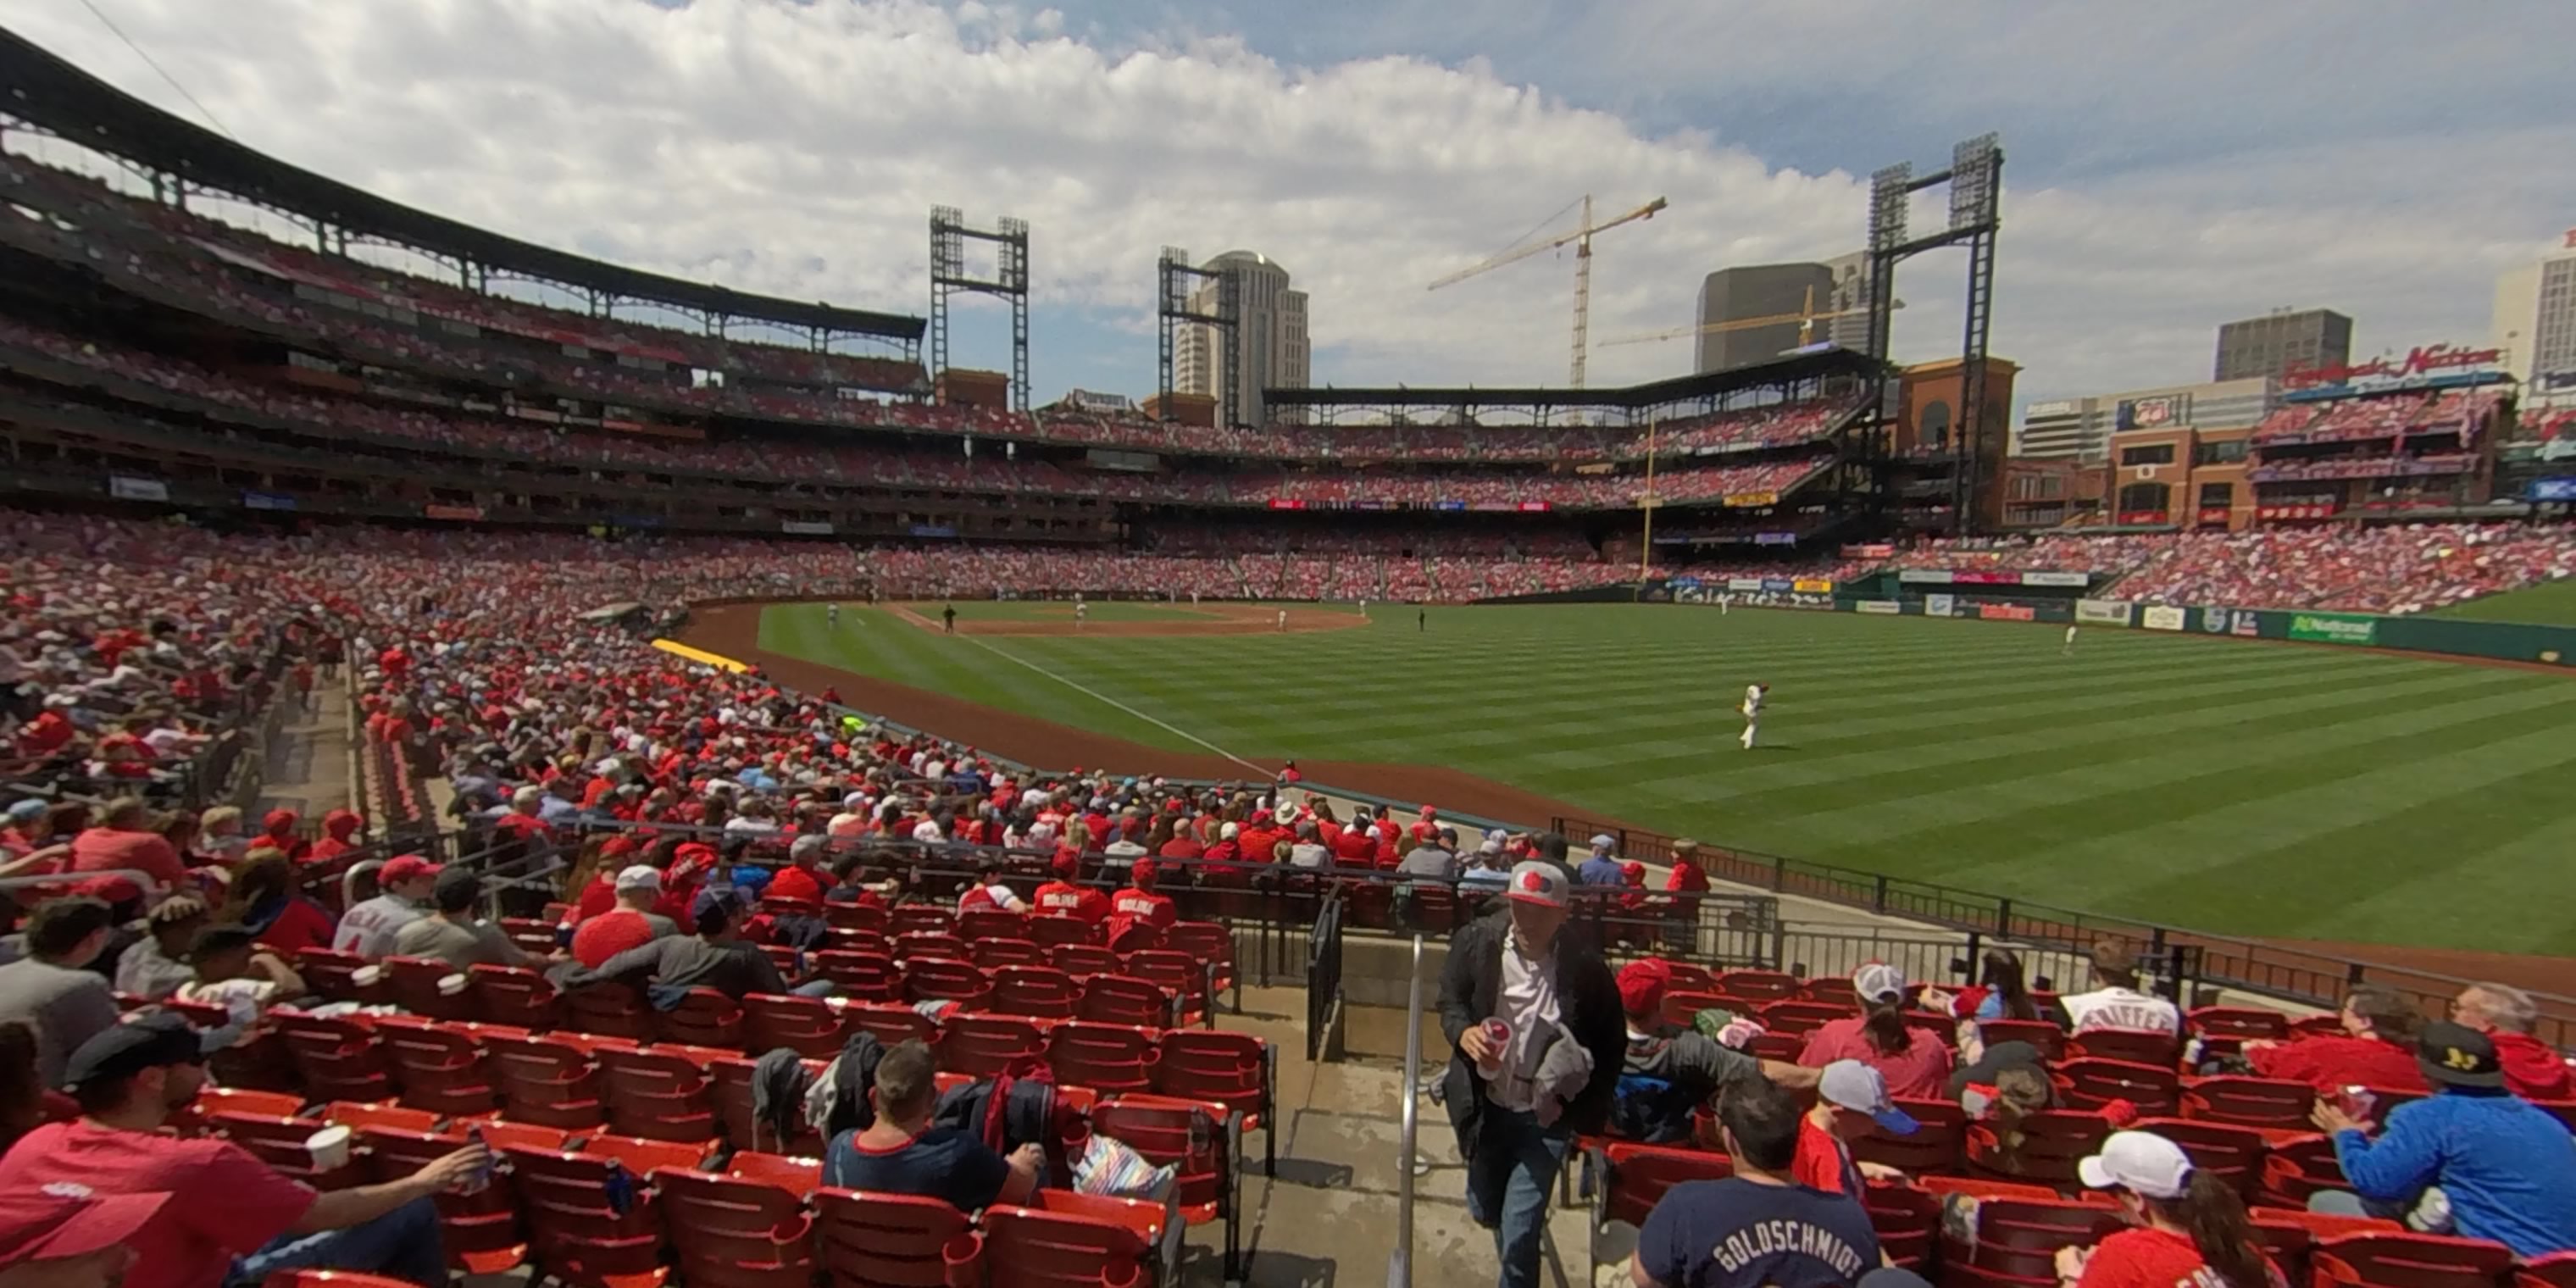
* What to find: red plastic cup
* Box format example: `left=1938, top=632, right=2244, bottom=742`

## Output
left=1478, top=1018, right=1511, bottom=1074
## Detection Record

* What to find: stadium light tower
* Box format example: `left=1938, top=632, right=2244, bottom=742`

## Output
left=1863, top=134, right=2003, bottom=536
left=1158, top=248, right=1243, bottom=428
left=929, top=207, right=1031, bottom=411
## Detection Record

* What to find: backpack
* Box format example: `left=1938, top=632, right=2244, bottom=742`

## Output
left=934, top=1058, right=1069, bottom=1188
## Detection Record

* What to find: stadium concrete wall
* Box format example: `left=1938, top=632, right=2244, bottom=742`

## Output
left=1823, top=592, right=2576, bottom=666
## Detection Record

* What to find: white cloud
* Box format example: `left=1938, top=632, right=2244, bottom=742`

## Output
left=8, top=0, right=2569, bottom=408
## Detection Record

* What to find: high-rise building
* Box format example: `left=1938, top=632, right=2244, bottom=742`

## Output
left=2212, top=308, right=2353, bottom=382
left=2012, top=376, right=2280, bottom=463
left=1820, top=251, right=1875, bottom=353
left=2491, top=232, right=2576, bottom=384
left=1174, top=251, right=1309, bottom=425
left=1696, top=263, right=1834, bottom=374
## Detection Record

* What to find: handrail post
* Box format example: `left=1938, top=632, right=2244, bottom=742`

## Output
left=1391, top=933, right=1424, bottom=1288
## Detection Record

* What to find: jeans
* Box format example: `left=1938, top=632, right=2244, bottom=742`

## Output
left=230, top=1196, right=445, bottom=1286
left=1464, top=1108, right=1571, bottom=1288
left=789, top=979, right=838, bottom=998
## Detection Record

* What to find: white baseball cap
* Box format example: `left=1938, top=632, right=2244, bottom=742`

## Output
left=2079, top=1130, right=2195, bottom=1200
left=613, top=864, right=663, bottom=891
left=1852, top=961, right=1907, bottom=1005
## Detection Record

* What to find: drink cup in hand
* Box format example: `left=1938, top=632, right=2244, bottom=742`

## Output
left=1476, top=1018, right=1511, bottom=1075
left=2338, top=1085, right=2376, bottom=1121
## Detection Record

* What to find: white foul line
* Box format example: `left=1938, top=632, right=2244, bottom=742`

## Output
left=958, top=635, right=1271, bottom=775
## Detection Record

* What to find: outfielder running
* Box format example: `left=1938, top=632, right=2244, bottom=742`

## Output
left=1740, top=681, right=1768, bottom=750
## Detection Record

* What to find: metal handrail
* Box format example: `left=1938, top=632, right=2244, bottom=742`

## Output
left=1391, top=932, right=1424, bottom=1288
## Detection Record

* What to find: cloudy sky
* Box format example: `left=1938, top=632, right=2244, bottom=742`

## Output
left=8, top=0, right=2572, bottom=412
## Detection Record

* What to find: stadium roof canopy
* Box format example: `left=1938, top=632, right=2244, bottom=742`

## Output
left=1266, top=347, right=1887, bottom=412
left=0, top=27, right=925, bottom=341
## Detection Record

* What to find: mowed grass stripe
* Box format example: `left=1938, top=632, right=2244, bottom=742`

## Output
left=756, top=602, right=2576, bottom=952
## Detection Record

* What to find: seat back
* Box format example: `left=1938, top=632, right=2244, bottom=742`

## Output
left=970, top=938, right=1050, bottom=971
left=652, top=1169, right=817, bottom=1286
left=1155, top=1030, right=1268, bottom=1125
left=1851, top=1097, right=1966, bottom=1175
left=564, top=981, right=655, bottom=1041
left=1122, top=950, right=1210, bottom=1021
left=292, top=948, right=377, bottom=1004
left=469, top=964, right=561, bottom=1030
left=2313, top=1232, right=2517, bottom=1288
left=902, top=958, right=992, bottom=1008
left=743, top=993, right=849, bottom=1059
left=2068, top=1026, right=2180, bottom=1068
left=991, top=966, right=1082, bottom=1020
left=814, top=950, right=902, bottom=1002
left=1077, top=974, right=1172, bottom=1029
left=2183, top=1076, right=2318, bottom=1130
left=821, top=902, right=890, bottom=935
left=1757, top=1000, right=1857, bottom=1036
left=1027, top=914, right=1101, bottom=950
left=942, top=1015, right=1046, bottom=1079
left=813, top=1189, right=973, bottom=1288
left=841, top=1002, right=941, bottom=1048
left=1089, top=1096, right=1228, bottom=1221
left=891, top=907, right=956, bottom=937
left=1601, top=1142, right=1729, bottom=1229
left=1052, top=946, right=1124, bottom=980
left=1050, top=1023, right=1158, bottom=1097
left=1714, top=969, right=1800, bottom=1002
left=1968, top=1110, right=2112, bottom=1185
left=894, top=931, right=972, bottom=965
left=958, top=908, right=1030, bottom=943
left=596, top=1046, right=717, bottom=1142
left=383, top=955, right=479, bottom=1022
left=2055, top=1058, right=2181, bottom=1117
left=656, top=988, right=746, bottom=1049
left=1976, top=1019, right=2067, bottom=1062
left=981, top=1202, right=1152, bottom=1288
left=2128, top=1117, right=2267, bottom=1198
left=273, top=1013, right=395, bottom=1102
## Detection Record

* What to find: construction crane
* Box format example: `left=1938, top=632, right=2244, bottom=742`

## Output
left=1428, top=194, right=1668, bottom=387
left=1600, top=286, right=1891, bottom=350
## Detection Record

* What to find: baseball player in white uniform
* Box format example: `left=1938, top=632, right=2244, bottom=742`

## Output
left=1075, top=600, right=1088, bottom=629
left=2063, top=624, right=2079, bottom=655
left=826, top=602, right=839, bottom=628
left=1740, top=682, right=1768, bottom=750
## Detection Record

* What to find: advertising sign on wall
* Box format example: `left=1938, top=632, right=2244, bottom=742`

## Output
left=780, top=521, right=836, bottom=536
left=423, top=504, right=484, bottom=521
left=1898, top=569, right=1955, bottom=585
left=2289, top=611, right=2378, bottom=645
left=2529, top=478, right=2576, bottom=502
left=2201, top=608, right=2232, bottom=634
left=1727, top=578, right=1767, bottom=592
left=2075, top=600, right=2135, bottom=626
left=1840, top=543, right=1896, bottom=558
left=108, top=475, right=168, bottom=502
left=241, top=491, right=297, bottom=511
left=1793, top=578, right=1835, bottom=594
left=2141, top=606, right=2187, bottom=631
left=1857, top=600, right=1903, bottom=615
left=1761, top=578, right=1794, bottom=592
left=2232, top=611, right=2261, bottom=637
left=1978, top=603, right=2037, bottom=621
left=1722, top=491, right=1781, bottom=508
left=2117, top=393, right=2190, bottom=431
left=1925, top=594, right=1957, bottom=619
left=2021, top=571, right=2091, bottom=587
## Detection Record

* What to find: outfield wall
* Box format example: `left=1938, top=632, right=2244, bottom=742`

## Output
left=1852, top=593, right=2576, bottom=667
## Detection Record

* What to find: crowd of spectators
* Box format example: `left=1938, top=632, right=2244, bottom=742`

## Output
left=2251, top=388, right=2504, bottom=447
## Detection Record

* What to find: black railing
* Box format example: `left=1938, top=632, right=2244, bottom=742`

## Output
left=1307, top=887, right=1346, bottom=1064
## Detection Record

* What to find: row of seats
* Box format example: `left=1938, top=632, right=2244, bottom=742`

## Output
left=188, top=1092, right=1203, bottom=1287
left=1593, top=1146, right=2576, bottom=1288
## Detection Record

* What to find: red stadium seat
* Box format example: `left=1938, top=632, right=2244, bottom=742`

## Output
left=470, top=964, right=563, bottom=1030
left=813, top=950, right=902, bottom=1002
left=841, top=1002, right=942, bottom=1049
left=2053, top=1058, right=2181, bottom=1117
left=941, top=1014, right=1046, bottom=1079
left=272, top=1013, right=397, bottom=1104
left=1049, top=1022, right=1159, bottom=1097
left=1090, top=1095, right=1241, bottom=1280
left=2127, top=1117, right=2268, bottom=1199
left=991, top=965, right=1082, bottom=1020
left=1851, top=1097, right=1965, bottom=1176
left=564, top=982, right=656, bottom=1042
left=1968, top=1110, right=2113, bottom=1187
left=1976, top=1019, right=2067, bottom=1062
left=2183, top=1075, right=2318, bottom=1130
left=486, top=1032, right=618, bottom=1131
left=372, top=1015, right=503, bottom=1118
left=650, top=1169, right=817, bottom=1288
left=981, top=1192, right=1163, bottom=1288
left=902, top=958, right=992, bottom=1010
left=2068, top=1026, right=2181, bottom=1068
left=812, top=1188, right=975, bottom=1288
left=1078, top=974, right=1172, bottom=1030
left=382, top=955, right=479, bottom=1023
left=1596, top=1141, right=1729, bottom=1229
left=596, top=1046, right=720, bottom=1143
left=743, top=993, right=849, bottom=1059
left=970, top=937, right=1050, bottom=971
left=710, top=1056, right=826, bottom=1157
left=821, top=902, right=889, bottom=935
left=2312, top=1231, right=2515, bottom=1288
left=655, top=987, right=745, bottom=1049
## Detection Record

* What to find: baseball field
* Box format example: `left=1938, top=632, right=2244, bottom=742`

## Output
left=729, top=600, right=2576, bottom=956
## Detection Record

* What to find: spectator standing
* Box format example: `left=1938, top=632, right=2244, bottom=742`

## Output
left=2239, top=985, right=2428, bottom=1093
left=1437, top=861, right=1622, bottom=1288
left=2060, top=941, right=2181, bottom=1035
left=2310, top=1022, right=2576, bottom=1257
left=1796, top=962, right=1954, bottom=1099
left=0, top=1013, right=486, bottom=1288
left=569, top=867, right=679, bottom=969
left=2057, top=1130, right=2285, bottom=1288
left=821, top=1039, right=1041, bottom=1210
left=0, top=899, right=118, bottom=1088
left=1628, top=1078, right=1896, bottom=1288
left=390, top=869, right=533, bottom=969
left=330, top=855, right=438, bottom=958
left=2452, top=982, right=2573, bottom=1101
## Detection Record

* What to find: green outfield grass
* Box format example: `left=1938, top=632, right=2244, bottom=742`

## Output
left=890, top=599, right=1231, bottom=624
left=2429, top=579, right=2576, bottom=626
left=758, top=602, right=2576, bottom=953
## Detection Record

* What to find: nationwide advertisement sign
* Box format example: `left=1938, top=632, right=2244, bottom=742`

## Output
left=2021, top=571, right=2091, bottom=587
left=2197, top=507, right=2232, bottom=526
left=1898, top=569, right=1955, bottom=585
left=2117, top=510, right=2172, bottom=526
left=2075, top=600, right=2135, bottom=626
left=1979, top=603, right=2037, bottom=621
left=1953, top=570, right=2024, bottom=586
left=2141, top=606, right=2187, bottom=631
left=1925, top=593, right=1957, bottom=618
left=1857, top=600, right=1903, bottom=615
left=1792, top=578, right=1835, bottom=594
left=2117, top=393, right=2190, bottom=430
left=2289, top=611, right=2378, bottom=645
left=2285, top=342, right=2502, bottom=391
left=1761, top=577, right=1795, bottom=592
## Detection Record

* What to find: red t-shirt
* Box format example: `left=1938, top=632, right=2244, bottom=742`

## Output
left=1032, top=881, right=1111, bottom=925
left=1109, top=890, right=1176, bottom=931
left=2494, top=1031, right=2575, bottom=1101
left=2247, top=1035, right=2429, bottom=1093
left=0, top=1119, right=316, bottom=1288
left=253, top=897, right=337, bottom=957
left=1158, top=836, right=1204, bottom=862
left=2075, top=1226, right=2284, bottom=1288
left=573, top=909, right=664, bottom=969
left=16, top=710, right=75, bottom=755
left=1331, top=828, right=1377, bottom=863
left=67, top=827, right=186, bottom=899
left=1796, top=1018, right=1956, bottom=1100
left=1235, top=828, right=1284, bottom=863
left=1789, top=1115, right=1861, bottom=1195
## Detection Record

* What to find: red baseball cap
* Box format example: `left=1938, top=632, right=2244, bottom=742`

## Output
left=0, top=1185, right=169, bottom=1262
left=380, top=854, right=442, bottom=885
left=1617, top=958, right=1673, bottom=1016
left=1050, top=852, right=1078, bottom=879
left=1132, top=859, right=1159, bottom=889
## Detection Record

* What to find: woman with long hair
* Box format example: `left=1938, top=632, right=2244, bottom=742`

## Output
left=220, top=851, right=336, bottom=955
left=1796, top=960, right=1956, bottom=1098
left=2061, top=1130, right=2282, bottom=1287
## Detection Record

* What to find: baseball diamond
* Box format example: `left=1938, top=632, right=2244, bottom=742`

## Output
left=712, top=599, right=2576, bottom=958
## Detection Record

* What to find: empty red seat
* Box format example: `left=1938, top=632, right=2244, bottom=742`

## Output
left=970, top=938, right=1049, bottom=971
left=1159, top=922, right=1236, bottom=997
left=469, top=963, right=562, bottom=1030
left=991, top=965, right=1082, bottom=1020
left=821, top=902, right=889, bottom=935
left=2184, top=1075, right=2318, bottom=1130
left=1714, top=969, right=1799, bottom=1002
left=891, top=907, right=955, bottom=937
left=894, top=931, right=972, bottom=964
left=958, top=908, right=1030, bottom=943
left=1155, top=1030, right=1269, bottom=1130
left=1026, top=914, right=1102, bottom=950
left=982, top=1191, right=1163, bottom=1288
left=293, top=948, right=380, bottom=1005
left=1078, top=974, right=1171, bottom=1029
left=564, top=981, right=655, bottom=1041
left=1862, top=1180, right=1938, bottom=1269
left=1598, top=1141, right=1729, bottom=1229
left=356, top=1120, right=567, bottom=1275
left=1976, top=1019, right=2068, bottom=1062
left=743, top=993, right=849, bottom=1059
left=485, top=1032, right=617, bottom=1131
left=382, top=955, right=479, bottom=1023
left=2068, top=1026, right=2181, bottom=1068
left=1965, top=1197, right=2122, bottom=1280
left=1757, top=1000, right=1855, bottom=1036
left=656, top=987, right=745, bottom=1049
left=273, top=1013, right=397, bottom=1103
left=812, top=1188, right=975, bottom=1288
left=1802, top=976, right=1860, bottom=1007
left=2259, top=1133, right=2347, bottom=1208
left=174, top=1086, right=306, bottom=1132
left=2190, top=1005, right=2290, bottom=1053
left=2312, top=1231, right=2515, bottom=1288
left=596, top=1046, right=719, bottom=1142
left=372, top=1015, right=502, bottom=1117
left=841, top=1002, right=941, bottom=1048
left=1091, top=1095, right=1241, bottom=1280
left=652, top=1168, right=817, bottom=1288
left=813, top=950, right=902, bottom=1002
left=1123, top=950, right=1212, bottom=1027
left=2054, top=1058, right=2181, bottom=1117
left=941, top=1015, right=1046, bottom=1079
left=2128, top=1117, right=2268, bottom=1199
left=1968, top=1110, right=2112, bottom=1186
left=902, top=958, right=992, bottom=1010
left=1049, top=1022, right=1158, bottom=1097
left=1660, top=989, right=1728, bottom=1032
left=1852, top=1097, right=1965, bottom=1176
left=1052, top=945, right=1124, bottom=980
left=504, top=1135, right=707, bottom=1288
left=729, top=1152, right=824, bottom=1195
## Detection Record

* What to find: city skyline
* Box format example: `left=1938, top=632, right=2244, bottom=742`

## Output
left=7, top=0, right=2570, bottom=418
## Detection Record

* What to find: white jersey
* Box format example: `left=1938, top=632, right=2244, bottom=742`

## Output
left=2061, top=986, right=2181, bottom=1035
left=1741, top=686, right=1765, bottom=718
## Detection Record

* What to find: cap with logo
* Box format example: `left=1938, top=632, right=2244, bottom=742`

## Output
left=2416, top=1020, right=2505, bottom=1089
left=1852, top=961, right=1908, bottom=1005
left=1505, top=861, right=1569, bottom=910
left=1817, top=1060, right=1918, bottom=1135
left=380, top=854, right=442, bottom=886
left=0, top=1184, right=170, bottom=1263
left=2078, top=1130, right=2195, bottom=1199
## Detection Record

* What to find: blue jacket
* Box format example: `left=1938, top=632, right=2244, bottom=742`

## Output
left=1575, top=856, right=1624, bottom=886
left=2333, top=1087, right=2576, bottom=1257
